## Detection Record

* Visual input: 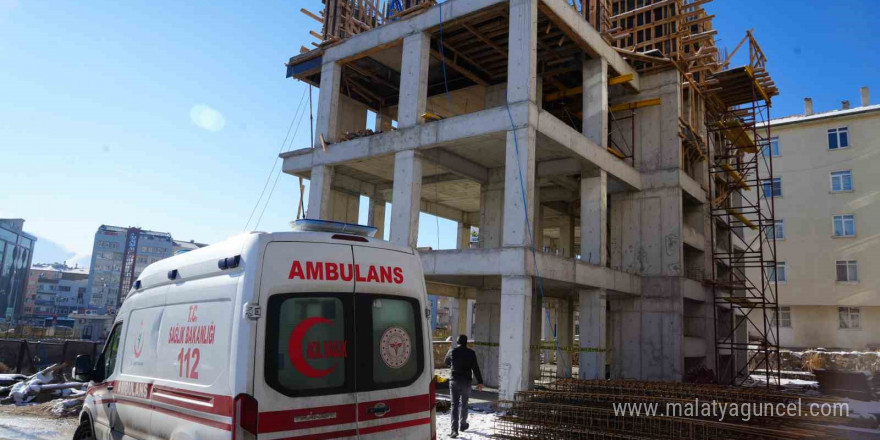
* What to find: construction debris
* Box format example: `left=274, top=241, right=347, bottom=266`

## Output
left=0, top=364, right=86, bottom=406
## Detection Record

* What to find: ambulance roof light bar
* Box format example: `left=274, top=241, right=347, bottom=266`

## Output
left=291, top=219, right=378, bottom=238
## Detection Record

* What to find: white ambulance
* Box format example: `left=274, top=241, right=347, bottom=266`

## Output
left=71, top=220, right=436, bottom=440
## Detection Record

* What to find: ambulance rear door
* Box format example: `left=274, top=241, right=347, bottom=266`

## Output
left=352, top=246, right=432, bottom=439
left=253, top=241, right=358, bottom=439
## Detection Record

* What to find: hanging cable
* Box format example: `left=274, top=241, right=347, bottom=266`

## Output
left=254, top=100, right=311, bottom=231
left=309, top=84, right=315, bottom=148
left=243, top=87, right=309, bottom=232
left=437, top=1, right=455, bottom=112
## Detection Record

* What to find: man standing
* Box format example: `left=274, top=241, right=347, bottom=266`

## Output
left=444, top=335, right=483, bottom=438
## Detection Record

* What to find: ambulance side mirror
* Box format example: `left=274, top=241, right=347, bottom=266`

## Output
left=73, top=355, right=92, bottom=382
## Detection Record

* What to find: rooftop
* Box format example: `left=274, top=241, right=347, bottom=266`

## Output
left=98, top=224, right=173, bottom=239
left=31, top=263, right=90, bottom=276
left=766, top=103, right=880, bottom=128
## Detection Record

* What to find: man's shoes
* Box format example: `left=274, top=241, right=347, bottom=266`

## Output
left=450, top=430, right=458, bottom=438
left=460, top=422, right=469, bottom=432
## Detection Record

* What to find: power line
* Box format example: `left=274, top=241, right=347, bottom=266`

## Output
left=254, top=96, right=311, bottom=231
left=242, top=87, right=309, bottom=232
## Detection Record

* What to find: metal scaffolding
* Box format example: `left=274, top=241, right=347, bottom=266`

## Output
left=705, top=32, right=780, bottom=386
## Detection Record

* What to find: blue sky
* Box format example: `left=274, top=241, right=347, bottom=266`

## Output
left=1, top=0, right=877, bottom=266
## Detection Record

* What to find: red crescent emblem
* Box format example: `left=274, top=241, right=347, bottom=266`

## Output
left=288, top=317, right=336, bottom=378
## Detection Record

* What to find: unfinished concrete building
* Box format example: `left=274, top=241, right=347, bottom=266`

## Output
left=283, top=0, right=780, bottom=398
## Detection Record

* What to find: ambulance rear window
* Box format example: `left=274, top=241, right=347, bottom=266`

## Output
left=265, top=293, right=354, bottom=397
left=355, top=295, right=424, bottom=391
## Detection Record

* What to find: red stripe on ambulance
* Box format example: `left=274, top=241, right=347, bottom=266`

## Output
left=288, top=261, right=404, bottom=284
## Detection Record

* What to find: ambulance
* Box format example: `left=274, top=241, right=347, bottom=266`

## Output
left=71, top=220, right=436, bottom=440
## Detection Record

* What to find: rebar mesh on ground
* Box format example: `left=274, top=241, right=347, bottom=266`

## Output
left=547, top=379, right=836, bottom=406
left=494, top=400, right=841, bottom=440
left=514, top=390, right=852, bottom=428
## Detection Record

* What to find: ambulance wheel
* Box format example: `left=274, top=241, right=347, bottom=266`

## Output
left=73, top=419, right=94, bottom=440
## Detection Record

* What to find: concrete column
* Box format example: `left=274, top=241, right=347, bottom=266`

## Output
left=367, top=197, right=386, bottom=239
left=448, top=295, right=462, bottom=338
left=374, top=110, right=393, bottom=132
left=557, top=297, right=573, bottom=378
left=583, top=58, right=608, bottom=149
left=541, top=300, right=554, bottom=368
left=534, top=187, right=544, bottom=250
left=473, top=289, right=501, bottom=387
left=479, top=168, right=505, bottom=248
left=315, top=61, right=342, bottom=146
left=529, top=291, right=542, bottom=381
left=581, top=169, right=607, bottom=266
left=503, top=126, right=537, bottom=247
left=389, top=150, right=423, bottom=248
left=579, top=288, right=606, bottom=379
left=307, top=165, right=333, bottom=220
left=465, top=298, right=475, bottom=338
left=398, top=32, right=430, bottom=128
left=457, top=222, right=471, bottom=250
left=499, top=276, right=533, bottom=400
left=329, top=191, right=359, bottom=223
left=507, top=0, right=538, bottom=104
left=558, top=215, right=573, bottom=258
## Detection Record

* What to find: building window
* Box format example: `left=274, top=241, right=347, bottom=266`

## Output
left=760, top=137, right=780, bottom=157
left=766, top=219, right=785, bottom=240
left=838, top=307, right=860, bottom=330
left=769, top=262, right=787, bottom=283
left=833, top=215, right=856, bottom=237
left=830, top=170, right=853, bottom=192
left=772, top=306, right=792, bottom=328
left=762, top=177, right=782, bottom=198
left=828, top=127, right=849, bottom=150
left=836, top=260, right=858, bottom=282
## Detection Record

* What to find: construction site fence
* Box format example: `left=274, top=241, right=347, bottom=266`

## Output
left=0, top=339, right=103, bottom=375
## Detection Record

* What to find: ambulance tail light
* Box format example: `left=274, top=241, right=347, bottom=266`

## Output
left=233, top=393, right=258, bottom=440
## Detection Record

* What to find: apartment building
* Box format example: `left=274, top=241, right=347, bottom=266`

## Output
left=86, top=225, right=173, bottom=313
left=767, top=88, right=880, bottom=349
left=22, top=263, right=90, bottom=326
left=0, top=218, right=36, bottom=322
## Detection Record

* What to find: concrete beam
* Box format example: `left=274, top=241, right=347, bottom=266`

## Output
left=537, top=158, right=583, bottom=177
left=322, top=0, right=508, bottom=65
left=538, top=0, right=640, bottom=92
left=536, top=110, right=641, bottom=191
left=389, top=150, right=423, bottom=248
left=421, top=148, right=490, bottom=184
left=540, top=187, right=577, bottom=202
left=419, top=248, right=641, bottom=295
left=376, top=172, right=465, bottom=192
left=281, top=102, right=530, bottom=174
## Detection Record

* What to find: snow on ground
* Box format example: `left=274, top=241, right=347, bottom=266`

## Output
left=435, top=409, right=496, bottom=439
left=0, top=411, right=76, bottom=440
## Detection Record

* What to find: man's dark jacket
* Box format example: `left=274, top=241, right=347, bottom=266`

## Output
left=444, top=345, right=483, bottom=384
